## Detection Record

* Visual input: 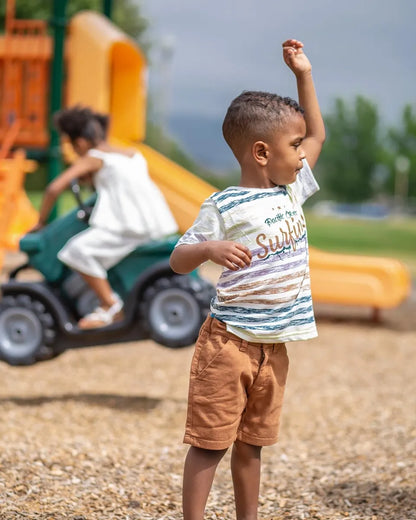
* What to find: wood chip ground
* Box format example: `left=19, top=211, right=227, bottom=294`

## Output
left=0, top=256, right=415, bottom=519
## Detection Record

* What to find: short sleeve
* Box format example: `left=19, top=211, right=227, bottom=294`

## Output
left=175, top=197, right=225, bottom=247
left=290, top=159, right=320, bottom=205
left=87, top=149, right=107, bottom=162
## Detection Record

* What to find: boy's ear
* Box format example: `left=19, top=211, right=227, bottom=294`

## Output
left=252, top=141, right=269, bottom=165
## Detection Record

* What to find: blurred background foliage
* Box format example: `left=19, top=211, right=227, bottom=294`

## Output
left=0, top=0, right=149, bottom=45
left=315, top=98, right=416, bottom=205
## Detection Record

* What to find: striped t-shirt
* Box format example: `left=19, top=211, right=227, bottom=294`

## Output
left=176, top=159, right=319, bottom=343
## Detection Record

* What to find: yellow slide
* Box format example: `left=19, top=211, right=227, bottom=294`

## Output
left=67, top=11, right=217, bottom=233
left=309, top=247, right=411, bottom=310
left=66, top=11, right=411, bottom=312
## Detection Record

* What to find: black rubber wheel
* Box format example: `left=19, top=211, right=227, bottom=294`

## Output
left=141, top=275, right=214, bottom=348
left=0, top=294, right=58, bottom=366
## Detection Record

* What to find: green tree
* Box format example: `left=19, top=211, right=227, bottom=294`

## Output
left=386, top=104, right=416, bottom=202
left=316, top=96, right=383, bottom=202
left=0, top=0, right=148, bottom=46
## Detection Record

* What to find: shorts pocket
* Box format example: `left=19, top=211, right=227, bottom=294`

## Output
left=192, top=331, right=230, bottom=379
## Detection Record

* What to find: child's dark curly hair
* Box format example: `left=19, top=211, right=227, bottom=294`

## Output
left=222, top=91, right=304, bottom=158
left=53, top=105, right=110, bottom=143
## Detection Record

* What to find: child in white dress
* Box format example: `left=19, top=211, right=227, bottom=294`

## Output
left=33, top=106, right=178, bottom=328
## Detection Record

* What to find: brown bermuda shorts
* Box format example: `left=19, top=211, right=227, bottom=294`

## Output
left=184, top=316, right=289, bottom=450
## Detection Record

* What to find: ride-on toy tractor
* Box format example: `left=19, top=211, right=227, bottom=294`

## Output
left=0, top=188, right=215, bottom=366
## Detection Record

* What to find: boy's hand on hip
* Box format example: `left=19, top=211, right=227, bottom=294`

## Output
left=207, top=241, right=252, bottom=271
left=282, top=39, right=312, bottom=76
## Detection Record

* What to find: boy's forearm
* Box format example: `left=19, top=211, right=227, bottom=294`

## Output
left=170, top=243, right=210, bottom=274
left=296, top=71, right=325, bottom=143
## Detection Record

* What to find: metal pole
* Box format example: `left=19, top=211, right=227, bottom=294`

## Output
left=103, top=0, right=113, bottom=19
left=394, top=155, right=410, bottom=213
left=5, top=0, right=16, bottom=33
left=47, top=0, right=67, bottom=221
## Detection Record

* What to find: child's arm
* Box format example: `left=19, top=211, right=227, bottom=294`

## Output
left=33, top=156, right=102, bottom=229
left=282, top=39, right=325, bottom=169
left=170, top=241, right=251, bottom=274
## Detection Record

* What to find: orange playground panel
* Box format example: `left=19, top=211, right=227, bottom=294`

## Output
left=0, top=5, right=51, bottom=148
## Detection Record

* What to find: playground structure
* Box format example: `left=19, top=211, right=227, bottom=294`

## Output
left=0, top=121, right=38, bottom=270
left=0, top=4, right=50, bottom=148
left=308, top=248, right=411, bottom=319
left=0, top=1, right=50, bottom=268
left=0, top=2, right=411, bottom=317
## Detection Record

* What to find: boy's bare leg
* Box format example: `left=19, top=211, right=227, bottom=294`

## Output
left=78, top=272, right=116, bottom=308
left=183, top=446, right=227, bottom=520
left=231, top=440, right=262, bottom=520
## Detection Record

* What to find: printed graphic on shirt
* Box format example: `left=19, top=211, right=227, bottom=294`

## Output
left=257, top=207, right=306, bottom=258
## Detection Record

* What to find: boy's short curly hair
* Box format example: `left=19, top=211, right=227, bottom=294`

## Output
left=222, top=91, right=304, bottom=157
left=53, top=105, right=110, bottom=143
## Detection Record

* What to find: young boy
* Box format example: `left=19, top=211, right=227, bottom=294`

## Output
left=169, top=39, right=325, bottom=520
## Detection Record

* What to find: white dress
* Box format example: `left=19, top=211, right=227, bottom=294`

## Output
left=58, top=149, right=178, bottom=278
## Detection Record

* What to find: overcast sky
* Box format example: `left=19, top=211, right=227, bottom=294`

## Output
left=141, top=0, right=415, bottom=126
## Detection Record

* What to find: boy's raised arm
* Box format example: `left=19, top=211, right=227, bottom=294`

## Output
left=282, top=39, right=325, bottom=169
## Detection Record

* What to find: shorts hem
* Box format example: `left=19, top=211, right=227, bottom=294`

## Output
left=57, top=252, right=107, bottom=279
left=184, top=432, right=279, bottom=450
left=236, top=430, right=279, bottom=447
left=183, top=433, right=235, bottom=451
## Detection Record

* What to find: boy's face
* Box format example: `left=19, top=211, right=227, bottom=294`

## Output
left=263, top=113, right=307, bottom=186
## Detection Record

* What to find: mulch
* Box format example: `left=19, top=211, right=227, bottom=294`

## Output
left=0, top=256, right=415, bottom=519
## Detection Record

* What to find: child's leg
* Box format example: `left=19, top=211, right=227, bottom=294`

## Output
left=77, top=273, right=123, bottom=329
left=183, top=446, right=227, bottom=520
left=78, top=272, right=116, bottom=308
left=57, top=226, right=140, bottom=310
left=231, top=440, right=262, bottom=520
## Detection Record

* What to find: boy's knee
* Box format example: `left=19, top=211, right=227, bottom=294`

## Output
left=191, top=445, right=228, bottom=459
left=233, top=440, right=262, bottom=459
left=186, top=446, right=227, bottom=470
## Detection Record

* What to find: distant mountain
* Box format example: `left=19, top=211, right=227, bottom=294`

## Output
left=168, top=113, right=238, bottom=173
